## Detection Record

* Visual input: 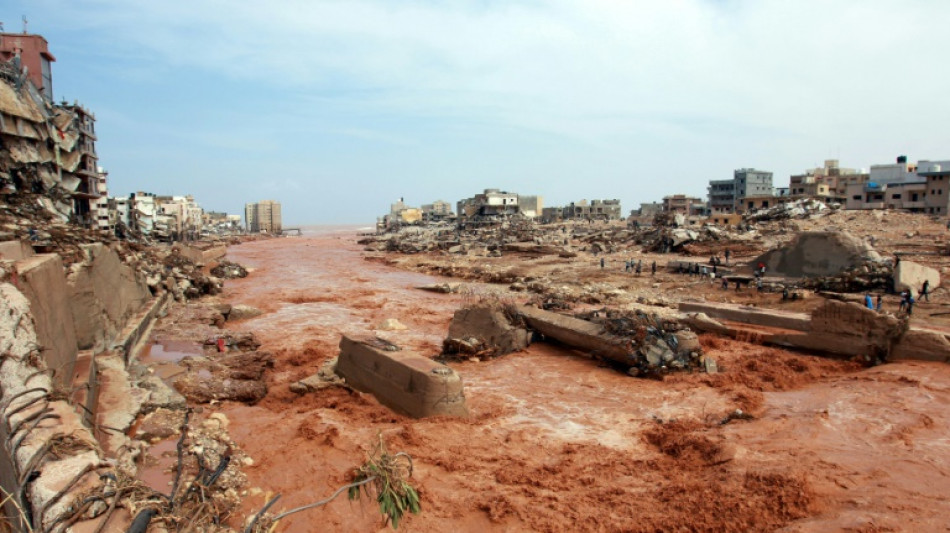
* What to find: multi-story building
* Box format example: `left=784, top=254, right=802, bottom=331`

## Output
left=789, top=159, right=865, bottom=202
left=844, top=156, right=926, bottom=212
left=919, top=160, right=950, bottom=216
left=662, top=195, right=704, bottom=215
left=93, top=167, right=110, bottom=232
left=420, top=200, right=454, bottom=222
left=0, top=31, right=55, bottom=99
left=456, top=189, right=542, bottom=219
left=245, top=200, right=282, bottom=233
left=708, top=168, right=773, bottom=214
left=130, top=192, right=158, bottom=235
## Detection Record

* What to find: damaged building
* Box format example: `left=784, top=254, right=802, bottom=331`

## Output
left=456, top=189, right=543, bottom=221
left=542, top=199, right=622, bottom=222
left=0, top=33, right=108, bottom=227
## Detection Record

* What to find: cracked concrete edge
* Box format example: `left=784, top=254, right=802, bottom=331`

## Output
left=0, top=282, right=108, bottom=532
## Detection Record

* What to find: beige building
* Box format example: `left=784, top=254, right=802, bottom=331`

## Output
left=919, top=160, right=950, bottom=215
left=789, top=159, right=865, bottom=203
left=662, top=195, right=704, bottom=215
left=245, top=200, right=282, bottom=233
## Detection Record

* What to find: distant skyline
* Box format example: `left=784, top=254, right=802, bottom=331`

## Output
left=3, top=1, right=949, bottom=225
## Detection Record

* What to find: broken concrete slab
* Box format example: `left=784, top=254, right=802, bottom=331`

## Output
left=67, top=243, right=151, bottom=352
left=678, top=301, right=811, bottom=331
left=444, top=305, right=531, bottom=358
left=893, top=260, right=940, bottom=294
left=336, top=335, right=468, bottom=418
left=0, top=239, right=33, bottom=261
left=517, top=305, right=634, bottom=364
left=753, top=231, right=881, bottom=278
left=890, top=327, right=950, bottom=363
left=15, top=254, right=79, bottom=390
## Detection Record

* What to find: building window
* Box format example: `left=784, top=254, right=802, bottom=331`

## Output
left=852, top=195, right=861, bottom=200
left=892, top=194, right=902, bottom=199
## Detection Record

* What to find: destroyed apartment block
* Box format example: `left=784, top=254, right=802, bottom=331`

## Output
left=0, top=59, right=104, bottom=227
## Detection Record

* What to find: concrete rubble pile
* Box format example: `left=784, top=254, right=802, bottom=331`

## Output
left=575, top=308, right=706, bottom=376
left=744, top=198, right=834, bottom=222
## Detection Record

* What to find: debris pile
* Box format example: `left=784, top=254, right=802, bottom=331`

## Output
left=211, top=259, right=249, bottom=279
left=172, top=331, right=273, bottom=404
left=576, top=308, right=706, bottom=376
left=744, top=198, right=834, bottom=222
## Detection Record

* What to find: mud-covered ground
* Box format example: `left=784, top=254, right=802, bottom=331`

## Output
left=180, top=226, right=950, bottom=532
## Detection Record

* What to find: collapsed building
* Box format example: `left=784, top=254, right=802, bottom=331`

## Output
left=541, top=199, right=622, bottom=222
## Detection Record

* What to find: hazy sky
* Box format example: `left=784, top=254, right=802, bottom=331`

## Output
left=4, top=1, right=949, bottom=225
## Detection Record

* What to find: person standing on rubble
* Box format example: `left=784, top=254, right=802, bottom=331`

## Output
left=651, top=261, right=657, bottom=276
left=635, top=261, right=642, bottom=276
left=921, top=280, right=931, bottom=302
left=907, top=292, right=916, bottom=316
left=899, top=290, right=908, bottom=312
left=865, top=293, right=874, bottom=310
left=600, top=257, right=605, bottom=269
left=725, top=249, right=731, bottom=265
left=876, top=293, right=883, bottom=312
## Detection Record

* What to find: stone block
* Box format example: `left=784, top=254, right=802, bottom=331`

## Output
left=15, top=254, right=78, bottom=390
left=753, top=231, right=880, bottom=278
left=0, top=239, right=33, bottom=261
left=893, top=260, right=940, bottom=294
left=517, top=306, right=634, bottom=365
left=336, top=335, right=468, bottom=418
left=446, top=305, right=531, bottom=356
left=890, top=327, right=950, bottom=363
left=678, top=302, right=811, bottom=331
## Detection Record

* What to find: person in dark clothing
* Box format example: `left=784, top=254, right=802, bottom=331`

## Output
left=907, top=293, right=916, bottom=316
left=876, top=293, right=883, bottom=312
left=724, top=249, right=731, bottom=265
left=635, top=261, right=642, bottom=276
left=921, top=279, right=930, bottom=302
left=722, top=277, right=729, bottom=290
left=600, top=257, right=605, bottom=269
left=651, top=261, right=657, bottom=276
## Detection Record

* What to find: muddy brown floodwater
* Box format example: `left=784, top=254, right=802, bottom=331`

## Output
left=217, top=227, right=950, bottom=532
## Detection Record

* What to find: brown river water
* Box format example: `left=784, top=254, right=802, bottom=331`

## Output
left=208, top=227, right=950, bottom=532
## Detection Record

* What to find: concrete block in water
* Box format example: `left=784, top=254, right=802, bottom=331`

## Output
left=336, top=335, right=468, bottom=418
left=517, top=305, right=633, bottom=365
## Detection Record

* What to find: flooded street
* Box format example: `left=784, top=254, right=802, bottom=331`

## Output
left=213, top=228, right=950, bottom=532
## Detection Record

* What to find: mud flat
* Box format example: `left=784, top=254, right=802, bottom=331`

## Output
left=210, top=228, right=950, bottom=532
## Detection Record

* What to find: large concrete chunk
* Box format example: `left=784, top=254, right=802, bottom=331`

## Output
left=15, top=254, right=79, bottom=390
left=753, top=231, right=880, bottom=278
left=67, top=243, right=151, bottom=351
left=517, top=306, right=634, bottom=365
left=891, top=327, right=950, bottom=363
left=893, top=260, right=940, bottom=294
left=679, top=301, right=811, bottom=331
left=0, top=239, right=33, bottom=261
left=337, top=335, right=468, bottom=418
left=445, top=305, right=531, bottom=357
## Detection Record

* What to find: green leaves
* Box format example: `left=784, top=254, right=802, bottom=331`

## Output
left=347, top=435, right=421, bottom=529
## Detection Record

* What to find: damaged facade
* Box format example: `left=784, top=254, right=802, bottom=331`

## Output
left=542, top=199, right=622, bottom=222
